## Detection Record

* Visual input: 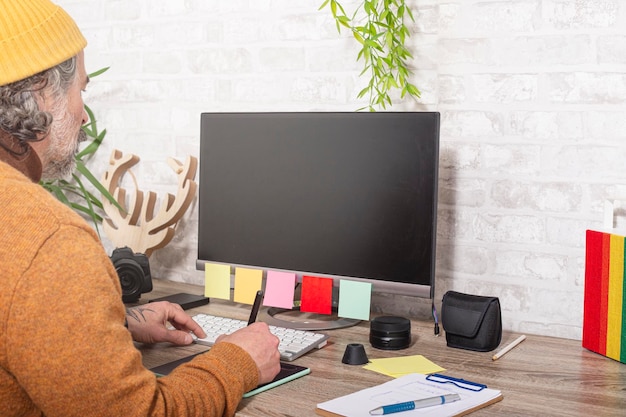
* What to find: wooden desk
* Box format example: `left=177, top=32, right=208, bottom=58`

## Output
left=138, top=280, right=626, bottom=416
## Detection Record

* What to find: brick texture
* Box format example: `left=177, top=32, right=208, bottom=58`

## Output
left=55, top=0, right=626, bottom=340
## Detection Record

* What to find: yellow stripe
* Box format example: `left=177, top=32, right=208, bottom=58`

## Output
left=606, top=234, right=624, bottom=360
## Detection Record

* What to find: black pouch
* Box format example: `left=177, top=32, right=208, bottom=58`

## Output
left=441, top=291, right=502, bottom=352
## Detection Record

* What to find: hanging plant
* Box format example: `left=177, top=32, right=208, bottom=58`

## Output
left=320, top=0, right=421, bottom=111
left=40, top=67, right=121, bottom=235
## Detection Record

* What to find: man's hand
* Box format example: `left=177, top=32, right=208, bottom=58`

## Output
left=126, top=301, right=207, bottom=345
left=216, top=322, right=281, bottom=384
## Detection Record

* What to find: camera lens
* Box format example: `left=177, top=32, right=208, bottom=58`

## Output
left=114, top=258, right=145, bottom=303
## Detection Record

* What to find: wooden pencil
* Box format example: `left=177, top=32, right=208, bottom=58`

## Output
left=492, top=335, right=526, bottom=361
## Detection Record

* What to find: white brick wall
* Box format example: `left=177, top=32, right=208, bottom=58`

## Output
left=55, top=0, right=626, bottom=340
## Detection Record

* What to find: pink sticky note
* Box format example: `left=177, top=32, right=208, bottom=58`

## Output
left=263, top=271, right=296, bottom=309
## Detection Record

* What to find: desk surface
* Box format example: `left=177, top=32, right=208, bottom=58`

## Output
left=138, top=280, right=626, bottom=416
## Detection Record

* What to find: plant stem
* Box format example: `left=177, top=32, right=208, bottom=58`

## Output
left=320, top=0, right=421, bottom=111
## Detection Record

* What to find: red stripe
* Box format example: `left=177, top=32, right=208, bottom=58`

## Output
left=583, top=230, right=604, bottom=353
left=598, top=232, right=611, bottom=355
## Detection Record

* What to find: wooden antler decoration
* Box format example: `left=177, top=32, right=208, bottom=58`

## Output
left=101, top=149, right=197, bottom=257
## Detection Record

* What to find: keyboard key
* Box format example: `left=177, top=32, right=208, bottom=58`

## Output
left=191, top=313, right=329, bottom=361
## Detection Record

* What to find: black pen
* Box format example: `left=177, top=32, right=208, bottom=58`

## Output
left=247, top=290, right=264, bottom=325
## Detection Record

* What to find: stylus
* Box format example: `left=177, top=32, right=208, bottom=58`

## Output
left=248, top=290, right=264, bottom=325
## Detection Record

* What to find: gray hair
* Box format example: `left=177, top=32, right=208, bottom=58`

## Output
left=0, top=56, right=78, bottom=153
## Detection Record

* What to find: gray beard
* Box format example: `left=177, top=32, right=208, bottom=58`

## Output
left=40, top=128, right=87, bottom=181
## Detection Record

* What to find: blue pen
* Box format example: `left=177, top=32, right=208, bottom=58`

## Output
left=369, top=393, right=461, bottom=415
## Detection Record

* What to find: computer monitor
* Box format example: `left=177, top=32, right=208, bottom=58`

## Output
left=196, top=112, right=440, bottom=328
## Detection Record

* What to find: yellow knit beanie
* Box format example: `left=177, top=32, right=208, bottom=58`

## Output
left=0, top=0, right=87, bottom=86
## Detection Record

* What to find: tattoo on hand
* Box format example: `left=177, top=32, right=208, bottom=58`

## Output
left=126, top=307, right=155, bottom=323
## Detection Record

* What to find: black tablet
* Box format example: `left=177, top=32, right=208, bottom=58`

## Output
left=148, top=293, right=209, bottom=310
left=150, top=352, right=310, bottom=397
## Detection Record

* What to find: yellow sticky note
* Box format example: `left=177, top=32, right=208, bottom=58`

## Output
left=363, top=355, right=445, bottom=377
left=233, top=267, right=263, bottom=304
left=204, top=263, right=231, bottom=300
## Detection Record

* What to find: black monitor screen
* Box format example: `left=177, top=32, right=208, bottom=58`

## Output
left=197, top=112, right=439, bottom=298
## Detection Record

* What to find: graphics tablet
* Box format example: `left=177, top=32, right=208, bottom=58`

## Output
left=150, top=352, right=310, bottom=397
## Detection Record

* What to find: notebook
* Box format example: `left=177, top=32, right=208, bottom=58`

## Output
left=315, top=373, right=502, bottom=417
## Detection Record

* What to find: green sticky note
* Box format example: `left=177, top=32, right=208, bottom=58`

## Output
left=338, top=280, right=372, bottom=320
left=204, top=263, right=231, bottom=300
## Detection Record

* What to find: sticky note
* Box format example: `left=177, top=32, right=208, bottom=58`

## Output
left=338, top=280, right=372, bottom=320
left=233, top=267, right=263, bottom=305
left=300, top=275, right=333, bottom=315
left=363, top=355, right=445, bottom=377
left=204, top=263, right=231, bottom=300
left=263, top=271, right=296, bottom=309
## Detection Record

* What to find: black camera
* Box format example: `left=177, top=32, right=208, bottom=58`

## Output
left=110, top=247, right=153, bottom=303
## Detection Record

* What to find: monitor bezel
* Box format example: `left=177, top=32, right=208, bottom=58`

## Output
left=196, top=111, right=439, bottom=301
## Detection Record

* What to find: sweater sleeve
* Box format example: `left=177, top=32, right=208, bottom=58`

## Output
left=6, top=224, right=259, bottom=417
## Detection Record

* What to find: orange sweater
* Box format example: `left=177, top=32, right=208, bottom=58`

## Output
left=0, top=140, right=258, bottom=416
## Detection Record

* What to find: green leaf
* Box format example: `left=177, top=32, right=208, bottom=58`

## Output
left=337, top=15, right=351, bottom=28
left=78, top=128, right=106, bottom=159
left=71, top=172, right=101, bottom=234
left=75, top=160, right=123, bottom=212
left=352, top=31, right=365, bottom=45
left=88, top=67, right=110, bottom=78
left=321, top=0, right=420, bottom=110
left=398, top=4, right=405, bottom=19
left=406, top=83, right=421, bottom=98
left=70, top=203, right=104, bottom=222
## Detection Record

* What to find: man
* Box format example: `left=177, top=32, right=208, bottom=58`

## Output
left=0, top=1, right=280, bottom=416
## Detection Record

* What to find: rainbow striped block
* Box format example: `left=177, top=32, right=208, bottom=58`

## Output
left=583, top=230, right=626, bottom=363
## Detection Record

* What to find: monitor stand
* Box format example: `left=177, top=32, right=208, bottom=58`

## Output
left=262, top=306, right=360, bottom=331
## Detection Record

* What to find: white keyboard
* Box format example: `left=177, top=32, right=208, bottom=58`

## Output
left=191, top=313, right=329, bottom=361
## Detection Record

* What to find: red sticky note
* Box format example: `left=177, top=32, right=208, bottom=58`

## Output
left=300, top=275, right=333, bottom=315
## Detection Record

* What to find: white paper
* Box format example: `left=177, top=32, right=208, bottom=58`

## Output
left=316, top=373, right=501, bottom=417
